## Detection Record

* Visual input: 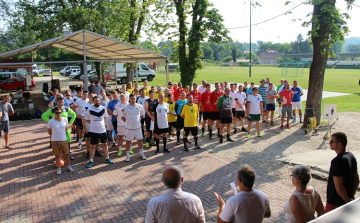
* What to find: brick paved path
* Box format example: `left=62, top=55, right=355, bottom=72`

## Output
left=0, top=120, right=292, bottom=223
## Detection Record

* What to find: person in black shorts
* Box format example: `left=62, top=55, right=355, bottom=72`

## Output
left=144, top=90, right=158, bottom=148
left=180, top=95, right=201, bottom=151
left=175, top=92, right=189, bottom=145
left=217, top=88, right=234, bottom=143
left=153, top=94, right=170, bottom=154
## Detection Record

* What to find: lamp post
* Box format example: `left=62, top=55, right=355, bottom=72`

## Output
left=249, top=0, right=252, bottom=77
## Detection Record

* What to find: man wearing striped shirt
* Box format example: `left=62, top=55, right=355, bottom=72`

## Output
left=258, top=79, right=268, bottom=123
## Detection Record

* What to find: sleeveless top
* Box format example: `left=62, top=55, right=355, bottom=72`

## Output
left=283, top=186, right=320, bottom=223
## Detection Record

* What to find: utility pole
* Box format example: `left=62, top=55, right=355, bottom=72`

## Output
left=249, top=0, right=252, bottom=77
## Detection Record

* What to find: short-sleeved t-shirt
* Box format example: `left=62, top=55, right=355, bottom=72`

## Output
left=113, top=102, right=129, bottom=127
left=0, top=102, right=13, bottom=121
left=189, top=90, right=201, bottom=105
left=258, top=85, right=268, bottom=104
left=122, top=103, right=145, bottom=129
left=276, top=84, right=283, bottom=98
left=100, top=98, right=109, bottom=108
left=200, top=91, right=212, bottom=112
left=235, top=92, right=246, bottom=111
left=85, top=105, right=108, bottom=133
left=48, top=118, right=68, bottom=141
left=181, top=103, right=199, bottom=127
left=155, top=103, right=169, bottom=129
left=280, top=90, right=294, bottom=106
left=74, top=98, right=89, bottom=115
left=210, top=90, right=224, bottom=112
left=175, top=99, right=188, bottom=114
left=291, top=86, right=304, bottom=102
left=217, top=95, right=233, bottom=118
left=327, top=152, right=358, bottom=206
left=167, top=102, right=177, bottom=123
left=230, top=91, right=237, bottom=108
left=246, top=88, right=253, bottom=96
left=107, top=99, right=121, bottom=122
left=93, top=85, right=103, bottom=95
left=145, top=98, right=159, bottom=120
left=198, top=86, right=206, bottom=94
left=136, top=96, right=149, bottom=109
left=81, top=102, right=93, bottom=130
left=220, top=189, right=271, bottom=223
left=247, top=94, right=262, bottom=115
left=265, top=89, right=277, bottom=104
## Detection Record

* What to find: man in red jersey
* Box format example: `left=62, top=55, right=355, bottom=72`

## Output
left=200, top=84, right=212, bottom=139
left=280, top=83, right=294, bottom=129
left=189, top=83, right=201, bottom=123
left=209, top=83, right=224, bottom=138
left=167, top=82, right=174, bottom=97
left=174, top=82, right=185, bottom=101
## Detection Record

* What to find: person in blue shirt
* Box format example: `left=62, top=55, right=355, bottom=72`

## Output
left=246, top=82, right=254, bottom=96
left=107, top=89, right=121, bottom=136
left=175, top=91, right=188, bottom=145
left=291, top=81, right=304, bottom=123
left=48, top=88, right=59, bottom=108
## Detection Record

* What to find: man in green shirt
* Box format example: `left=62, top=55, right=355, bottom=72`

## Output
left=217, top=88, right=234, bottom=143
left=42, top=96, right=76, bottom=159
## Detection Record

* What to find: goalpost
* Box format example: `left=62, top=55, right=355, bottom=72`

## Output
left=281, top=62, right=304, bottom=77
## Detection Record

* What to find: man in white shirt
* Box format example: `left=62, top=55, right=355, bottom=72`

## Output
left=113, top=94, right=132, bottom=157
left=229, top=83, right=237, bottom=128
left=72, top=90, right=89, bottom=148
left=234, top=85, right=247, bottom=134
left=246, top=87, right=263, bottom=138
left=81, top=94, right=96, bottom=158
left=154, top=94, right=170, bottom=154
left=85, top=96, right=113, bottom=168
left=47, top=107, right=74, bottom=175
left=136, top=88, right=149, bottom=140
left=145, top=166, right=205, bottom=223
left=214, top=165, right=271, bottom=223
left=198, top=80, right=207, bottom=94
left=121, top=94, right=147, bottom=162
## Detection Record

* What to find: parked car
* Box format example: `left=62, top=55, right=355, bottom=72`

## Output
left=65, top=69, right=80, bottom=76
left=79, top=73, right=97, bottom=81
left=0, top=72, right=24, bottom=83
left=60, top=66, right=81, bottom=75
left=0, top=76, right=36, bottom=93
left=43, top=69, right=52, bottom=76
left=69, top=71, right=82, bottom=79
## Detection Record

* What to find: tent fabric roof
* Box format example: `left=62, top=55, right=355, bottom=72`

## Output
left=0, top=30, right=168, bottom=63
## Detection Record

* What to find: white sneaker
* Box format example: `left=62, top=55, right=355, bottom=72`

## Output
left=168, top=135, right=173, bottom=141
left=57, top=168, right=61, bottom=175
left=67, top=166, right=75, bottom=173
left=141, top=153, right=147, bottom=160
left=125, top=155, right=130, bottom=162
left=180, top=135, right=183, bottom=140
left=78, top=143, right=82, bottom=149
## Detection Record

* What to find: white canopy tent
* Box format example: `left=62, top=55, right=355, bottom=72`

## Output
left=0, top=30, right=169, bottom=90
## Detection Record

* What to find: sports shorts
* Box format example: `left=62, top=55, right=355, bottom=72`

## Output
left=232, top=108, right=236, bottom=117
left=51, top=141, right=69, bottom=155
left=211, top=112, right=220, bottom=121
left=202, top=112, right=211, bottom=120
left=184, top=127, right=198, bottom=136
left=145, top=118, right=152, bottom=131
left=262, top=102, right=267, bottom=110
left=235, top=110, right=245, bottom=119
left=282, top=105, right=292, bottom=116
left=125, top=128, right=143, bottom=141
left=247, top=114, right=261, bottom=122
left=220, top=117, right=232, bottom=124
left=292, top=101, right=302, bottom=110
left=1, top=120, right=9, bottom=133
left=75, top=117, right=83, bottom=129
left=90, top=132, right=107, bottom=145
left=117, top=126, right=126, bottom=136
left=168, top=122, right=177, bottom=130
left=176, top=115, right=184, bottom=130
left=266, top=103, right=276, bottom=111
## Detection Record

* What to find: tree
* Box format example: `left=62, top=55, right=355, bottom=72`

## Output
left=230, top=43, right=237, bottom=62
left=301, top=0, right=353, bottom=127
left=245, top=52, right=259, bottom=62
left=173, top=0, right=230, bottom=86
left=332, top=41, right=344, bottom=53
left=345, top=44, right=360, bottom=52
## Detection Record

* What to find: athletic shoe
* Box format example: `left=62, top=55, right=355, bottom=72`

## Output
left=129, top=149, right=134, bottom=155
left=292, top=119, right=296, bottom=123
left=168, top=135, right=173, bottom=140
left=201, top=132, right=205, bottom=137
left=262, top=120, right=266, bottom=123
left=286, top=124, right=291, bottom=129
left=86, top=161, right=94, bottom=168
left=163, top=149, right=171, bottom=153
left=67, top=166, right=75, bottom=173
left=280, top=125, right=283, bottom=129
left=78, top=143, right=82, bottom=149
left=105, top=158, right=114, bottom=164
left=155, top=149, right=160, bottom=155
left=246, top=133, right=250, bottom=138
left=177, top=141, right=180, bottom=145
left=57, top=168, right=61, bottom=175
left=241, top=127, right=247, bottom=132
left=290, top=115, right=294, bottom=119
left=69, top=155, right=74, bottom=160
left=211, top=132, right=215, bottom=135
left=125, top=155, right=130, bottom=162
left=277, top=115, right=281, bottom=118
left=209, top=135, right=214, bottom=140
left=257, top=133, right=262, bottom=137
left=265, top=122, right=269, bottom=127
left=117, top=150, right=122, bottom=157
left=146, top=142, right=150, bottom=148
left=195, top=145, right=201, bottom=149
left=171, top=131, right=176, bottom=135
left=186, top=139, right=192, bottom=144
left=219, top=138, right=223, bottom=143
left=86, top=151, right=89, bottom=159
left=142, top=138, right=146, bottom=142
left=141, top=153, right=147, bottom=160
left=270, top=121, right=275, bottom=126
left=95, top=150, right=103, bottom=156
left=112, top=142, right=116, bottom=147
left=226, top=138, right=234, bottom=142
left=184, top=146, right=189, bottom=151
left=233, top=129, right=237, bottom=134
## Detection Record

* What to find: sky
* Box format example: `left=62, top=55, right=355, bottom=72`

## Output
left=210, top=0, right=360, bottom=44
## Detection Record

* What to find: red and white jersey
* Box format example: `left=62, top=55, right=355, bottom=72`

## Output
left=200, top=91, right=212, bottom=112
left=189, top=90, right=201, bottom=105
left=210, top=90, right=224, bottom=112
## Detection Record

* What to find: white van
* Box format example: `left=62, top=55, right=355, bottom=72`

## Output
left=60, top=66, right=81, bottom=75
left=109, top=63, right=156, bottom=84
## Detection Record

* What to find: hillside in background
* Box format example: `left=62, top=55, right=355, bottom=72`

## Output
left=344, top=37, right=360, bottom=48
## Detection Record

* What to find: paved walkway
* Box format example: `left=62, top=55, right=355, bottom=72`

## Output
left=0, top=120, right=293, bottom=223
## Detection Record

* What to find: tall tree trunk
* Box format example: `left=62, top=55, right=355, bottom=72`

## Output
left=303, top=0, right=335, bottom=127
left=175, top=0, right=188, bottom=85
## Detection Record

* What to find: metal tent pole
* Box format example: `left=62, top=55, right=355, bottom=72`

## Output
left=100, top=62, right=102, bottom=82
left=135, top=63, right=138, bottom=84
left=166, top=59, right=169, bottom=86
left=249, top=0, right=252, bottom=78
left=115, top=62, right=117, bottom=90
left=50, top=46, right=53, bottom=81
left=83, top=30, right=88, bottom=92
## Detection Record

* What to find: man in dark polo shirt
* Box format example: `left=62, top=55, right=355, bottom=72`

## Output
left=326, top=132, right=359, bottom=212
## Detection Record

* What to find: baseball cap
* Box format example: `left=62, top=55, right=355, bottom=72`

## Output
left=164, top=88, right=171, bottom=93
left=260, top=79, right=266, bottom=83
left=157, top=85, right=162, bottom=89
left=178, top=82, right=182, bottom=86
left=168, top=82, right=173, bottom=85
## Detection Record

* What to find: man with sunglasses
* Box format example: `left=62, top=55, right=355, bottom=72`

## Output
left=47, top=107, right=74, bottom=175
left=326, top=132, right=359, bottom=212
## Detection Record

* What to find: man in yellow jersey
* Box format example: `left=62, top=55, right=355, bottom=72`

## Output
left=127, top=82, right=134, bottom=93
left=143, top=80, right=151, bottom=97
left=167, top=93, right=177, bottom=140
left=180, top=95, right=201, bottom=151
left=154, top=85, right=163, bottom=99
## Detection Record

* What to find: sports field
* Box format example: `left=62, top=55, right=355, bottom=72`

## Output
left=151, top=64, right=359, bottom=113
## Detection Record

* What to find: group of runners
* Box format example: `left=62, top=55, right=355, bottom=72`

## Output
left=41, top=78, right=304, bottom=174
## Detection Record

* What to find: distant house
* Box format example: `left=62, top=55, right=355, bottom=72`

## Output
left=258, top=52, right=284, bottom=65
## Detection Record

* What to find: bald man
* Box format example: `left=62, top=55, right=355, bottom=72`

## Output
left=145, top=166, right=205, bottom=223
